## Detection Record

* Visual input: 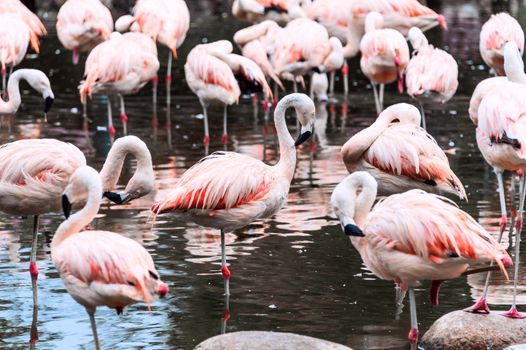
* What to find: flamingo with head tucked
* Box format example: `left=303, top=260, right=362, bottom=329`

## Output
left=53, top=166, right=168, bottom=350
left=56, top=0, right=113, bottom=65
left=341, top=103, right=465, bottom=199
left=331, top=171, right=511, bottom=344
left=479, top=12, right=524, bottom=76
left=151, top=93, right=315, bottom=297
left=0, top=135, right=154, bottom=311
left=360, top=12, right=410, bottom=114
left=0, top=0, right=46, bottom=53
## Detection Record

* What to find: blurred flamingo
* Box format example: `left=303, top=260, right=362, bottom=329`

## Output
left=80, top=32, right=159, bottom=137
left=115, top=0, right=190, bottom=107
left=53, top=166, right=168, bottom=350
left=465, top=82, right=526, bottom=318
left=232, top=0, right=305, bottom=24
left=0, top=0, right=46, bottom=54
left=184, top=40, right=272, bottom=146
left=331, top=171, right=511, bottom=344
left=479, top=12, right=524, bottom=76
left=360, top=12, right=410, bottom=114
left=405, top=27, right=458, bottom=129
left=0, top=69, right=54, bottom=115
left=341, top=103, right=465, bottom=199
left=0, top=136, right=154, bottom=310
left=56, top=0, right=113, bottom=65
left=151, top=93, right=315, bottom=297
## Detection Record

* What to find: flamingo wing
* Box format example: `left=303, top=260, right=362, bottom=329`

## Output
left=0, top=14, right=30, bottom=69
left=152, top=152, right=273, bottom=213
left=0, top=0, right=46, bottom=52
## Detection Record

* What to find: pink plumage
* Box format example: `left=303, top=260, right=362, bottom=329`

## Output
left=0, top=0, right=46, bottom=53
left=0, top=14, right=31, bottom=73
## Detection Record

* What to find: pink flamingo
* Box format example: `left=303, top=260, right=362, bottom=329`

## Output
left=359, top=12, right=410, bottom=114
left=0, top=69, right=54, bottom=115
left=479, top=12, right=524, bottom=76
left=80, top=32, right=159, bottom=137
left=341, top=103, right=465, bottom=199
left=56, top=0, right=113, bottom=65
left=151, top=93, right=315, bottom=296
left=184, top=40, right=272, bottom=146
left=232, top=0, right=305, bottom=24
left=0, top=0, right=46, bottom=54
left=405, top=27, right=458, bottom=129
left=331, top=171, right=511, bottom=344
left=0, top=135, right=155, bottom=310
left=115, top=0, right=190, bottom=107
left=53, top=166, right=168, bottom=350
left=465, top=82, right=526, bottom=318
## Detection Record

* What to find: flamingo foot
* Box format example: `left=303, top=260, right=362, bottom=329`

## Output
left=121, top=112, right=128, bottom=123
left=464, top=296, right=490, bottom=314
left=500, top=214, right=508, bottom=234
left=221, top=133, right=228, bottom=145
left=502, top=306, right=526, bottom=318
left=108, top=125, right=116, bottom=137
left=223, top=309, right=231, bottom=321
left=29, top=262, right=38, bottom=280
left=221, top=265, right=231, bottom=280
left=408, top=328, right=419, bottom=343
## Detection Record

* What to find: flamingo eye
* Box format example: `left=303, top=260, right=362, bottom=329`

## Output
left=149, top=271, right=159, bottom=280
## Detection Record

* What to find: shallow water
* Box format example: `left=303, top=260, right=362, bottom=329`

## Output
left=1, top=1, right=526, bottom=349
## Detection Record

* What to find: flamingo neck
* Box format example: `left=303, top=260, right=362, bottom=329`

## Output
left=0, top=70, right=23, bottom=114
left=505, top=58, right=526, bottom=84
left=342, top=115, right=391, bottom=165
left=343, top=23, right=361, bottom=58
left=99, top=136, right=154, bottom=192
left=274, top=99, right=297, bottom=181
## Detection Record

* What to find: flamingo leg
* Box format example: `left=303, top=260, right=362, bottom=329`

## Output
left=408, top=287, right=419, bottom=343
left=509, top=173, right=517, bottom=245
left=221, top=229, right=230, bottom=296
left=222, top=104, right=228, bottom=145
left=82, top=96, right=88, bottom=122
left=30, top=215, right=39, bottom=309
left=293, top=79, right=298, bottom=93
left=465, top=170, right=507, bottom=314
left=119, top=94, right=128, bottom=136
left=107, top=96, right=115, bottom=140
left=394, top=284, right=406, bottom=320
left=2, top=68, right=6, bottom=99
left=200, top=101, right=209, bottom=147
left=30, top=294, right=38, bottom=346
left=166, top=52, right=173, bottom=107
left=88, top=311, right=101, bottom=350
left=419, top=102, right=427, bottom=130
left=152, top=75, right=158, bottom=111
left=371, top=83, right=381, bottom=115
left=329, top=71, right=336, bottom=97
left=502, top=172, right=526, bottom=318
left=272, top=82, right=278, bottom=108
left=379, top=84, right=385, bottom=111
left=342, top=61, right=349, bottom=95
left=221, top=294, right=230, bottom=335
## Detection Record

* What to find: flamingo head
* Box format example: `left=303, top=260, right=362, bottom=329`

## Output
left=280, top=93, right=315, bottom=146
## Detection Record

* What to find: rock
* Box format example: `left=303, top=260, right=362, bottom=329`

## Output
left=194, top=331, right=352, bottom=350
left=421, top=310, right=526, bottom=350
left=505, top=344, right=526, bottom=350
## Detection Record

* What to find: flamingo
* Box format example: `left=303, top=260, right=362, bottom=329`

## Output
left=184, top=40, right=272, bottom=146
left=331, top=171, right=511, bottom=344
left=0, top=0, right=46, bottom=54
left=465, top=82, right=526, bottom=318
left=0, top=135, right=154, bottom=311
left=359, top=12, right=410, bottom=114
left=151, top=93, right=315, bottom=297
left=114, top=0, right=190, bottom=107
left=479, top=12, right=524, bottom=76
left=405, top=27, right=459, bottom=129
left=56, top=0, right=113, bottom=65
left=53, top=166, right=168, bottom=350
left=341, top=103, right=465, bottom=199
left=80, top=32, right=159, bottom=137
left=0, top=14, right=31, bottom=94
left=0, top=69, right=54, bottom=115
left=232, top=0, right=305, bottom=24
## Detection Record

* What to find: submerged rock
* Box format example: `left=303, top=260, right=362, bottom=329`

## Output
left=194, top=331, right=352, bottom=350
left=422, top=310, right=526, bottom=350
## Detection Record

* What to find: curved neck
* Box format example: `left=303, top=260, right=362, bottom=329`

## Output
left=51, top=181, right=101, bottom=251
left=505, top=57, right=526, bottom=84
left=342, top=115, right=391, bottom=165
left=274, top=100, right=297, bottom=180
left=343, top=22, right=362, bottom=58
left=99, top=137, right=154, bottom=192
left=0, top=71, right=23, bottom=114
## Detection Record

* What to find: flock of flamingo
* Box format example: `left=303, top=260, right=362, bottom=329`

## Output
left=2, top=0, right=526, bottom=348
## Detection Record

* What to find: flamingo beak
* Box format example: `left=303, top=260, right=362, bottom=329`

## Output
left=295, top=122, right=314, bottom=146
left=62, top=194, right=72, bottom=219
left=344, top=223, right=364, bottom=237
left=103, top=191, right=133, bottom=205
left=44, top=96, right=54, bottom=113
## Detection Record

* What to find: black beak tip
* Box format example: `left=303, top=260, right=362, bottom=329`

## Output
left=294, top=130, right=312, bottom=146
left=44, top=96, right=54, bottom=113
left=344, top=224, right=364, bottom=237
left=103, top=191, right=124, bottom=205
left=62, top=194, right=72, bottom=219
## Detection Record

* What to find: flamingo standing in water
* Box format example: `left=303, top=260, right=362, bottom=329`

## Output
left=0, top=69, right=54, bottom=115
left=53, top=166, right=168, bottom=350
left=331, top=171, right=511, bottom=344
left=405, top=27, right=458, bottom=129
left=115, top=0, right=190, bottom=107
left=360, top=12, right=410, bottom=114
left=479, top=12, right=524, bottom=76
left=184, top=40, right=272, bottom=146
left=0, top=135, right=154, bottom=310
left=465, top=83, right=526, bottom=318
left=232, top=0, right=305, bottom=24
left=80, top=32, right=159, bottom=137
left=152, top=93, right=315, bottom=296
left=341, top=103, right=465, bottom=199
left=56, top=0, right=113, bottom=65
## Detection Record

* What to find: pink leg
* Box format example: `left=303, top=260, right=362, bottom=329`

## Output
left=408, top=288, right=419, bottom=344
left=30, top=216, right=39, bottom=309
left=221, top=229, right=230, bottom=296
left=222, top=105, right=228, bottom=145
